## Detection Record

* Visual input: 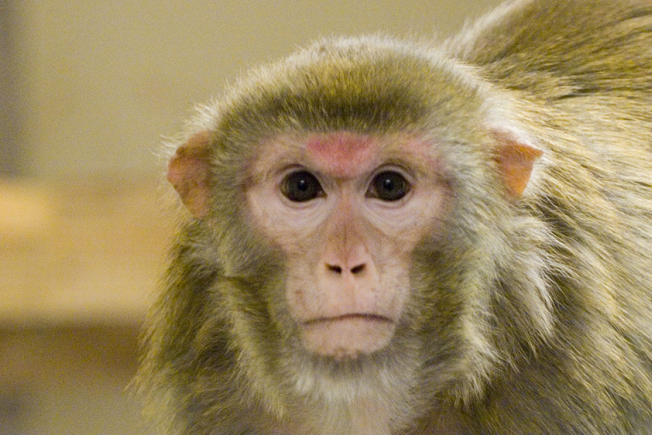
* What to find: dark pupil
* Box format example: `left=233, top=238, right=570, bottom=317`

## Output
left=282, top=171, right=322, bottom=202
left=373, top=171, right=408, bottom=201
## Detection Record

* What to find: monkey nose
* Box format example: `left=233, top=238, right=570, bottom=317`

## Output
left=326, top=263, right=367, bottom=276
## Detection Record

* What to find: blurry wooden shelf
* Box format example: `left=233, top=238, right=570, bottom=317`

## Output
left=0, top=177, right=175, bottom=326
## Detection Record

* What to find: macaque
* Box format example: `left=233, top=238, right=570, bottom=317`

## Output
left=138, top=0, right=652, bottom=433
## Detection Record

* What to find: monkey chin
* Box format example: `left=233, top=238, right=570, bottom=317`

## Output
left=299, top=314, right=396, bottom=361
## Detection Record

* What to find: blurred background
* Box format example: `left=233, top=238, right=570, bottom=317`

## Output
left=0, top=0, right=502, bottom=433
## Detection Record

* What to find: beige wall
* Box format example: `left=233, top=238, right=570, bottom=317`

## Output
left=13, top=0, right=503, bottom=179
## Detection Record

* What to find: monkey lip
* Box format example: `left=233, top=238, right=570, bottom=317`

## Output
left=299, top=314, right=396, bottom=358
left=302, top=313, right=394, bottom=325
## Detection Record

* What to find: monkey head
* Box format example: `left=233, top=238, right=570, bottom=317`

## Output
left=165, top=37, right=546, bottom=407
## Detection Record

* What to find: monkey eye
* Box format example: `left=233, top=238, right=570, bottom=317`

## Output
left=368, top=170, right=410, bottom=202
left=281, top=170, right=324, bottom=202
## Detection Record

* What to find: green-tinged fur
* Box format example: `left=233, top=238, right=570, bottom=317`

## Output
left=139, top=0, right=652, bottom=433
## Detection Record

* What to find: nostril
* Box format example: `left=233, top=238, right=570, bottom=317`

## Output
left=326, top=264, right=366, bottom=275
left=351, top=264, right=365, bottom=274
left=327, top=264, right=343, bottom=274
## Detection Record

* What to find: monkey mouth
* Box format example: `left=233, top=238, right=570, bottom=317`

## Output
left=299, top=314, right=396, bottom=358
left=303, top=313, right=394, bottom=325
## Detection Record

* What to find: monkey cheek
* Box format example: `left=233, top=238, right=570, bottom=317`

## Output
left=299, top=317, right=396, bottom=360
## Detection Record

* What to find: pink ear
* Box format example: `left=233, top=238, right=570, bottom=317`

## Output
left=492, top=130, right=543, bottom=198
left=167, top=131, right=213, bottom=218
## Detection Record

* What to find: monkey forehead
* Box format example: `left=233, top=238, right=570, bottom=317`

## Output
left=304, top=132, right=439, bottom=178
left=305, top=133, right=378, bottom=178
left=247, top=132, right=439, bottom=185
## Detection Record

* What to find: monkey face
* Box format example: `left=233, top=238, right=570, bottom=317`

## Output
left=245, top=132, right=450, bottom=361
left=163, top=38, right=546, bottom=409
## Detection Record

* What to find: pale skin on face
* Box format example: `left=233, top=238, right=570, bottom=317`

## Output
left=167, top=129, right=540, bottom=360
left=246, top=132, right=450, bottom=359
left=164, top=126, right=541, bottom=433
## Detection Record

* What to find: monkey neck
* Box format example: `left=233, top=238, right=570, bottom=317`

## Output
left=280, top=398, right=465, bottom=435
left=270, top=351, right=423, bottom=434
left=291, top=396, right=393, bottom=435
left=347, top=398, right=393, bottom=435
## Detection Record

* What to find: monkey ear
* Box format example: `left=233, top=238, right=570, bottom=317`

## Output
left=167, top=131, right=213, bottom=218
left=492, top=130, right=543, bottom=198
